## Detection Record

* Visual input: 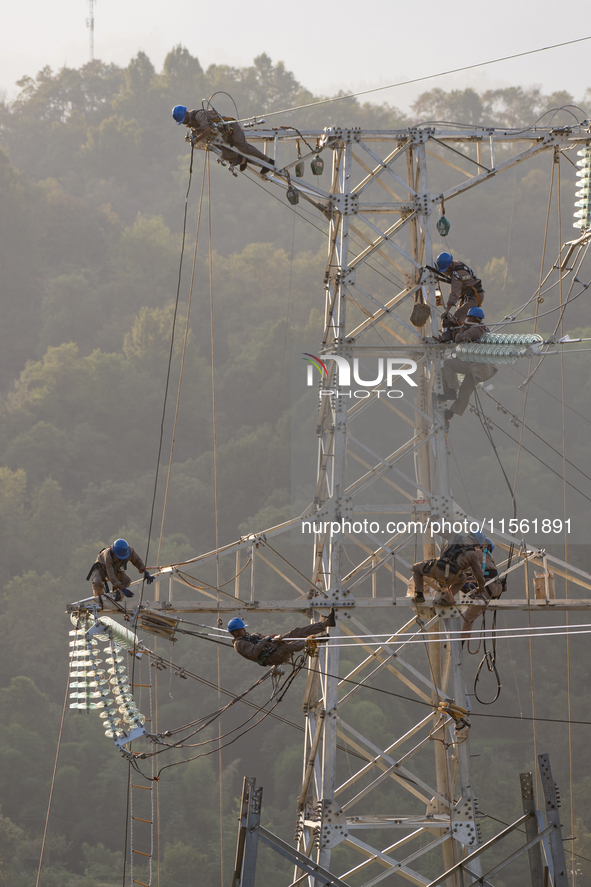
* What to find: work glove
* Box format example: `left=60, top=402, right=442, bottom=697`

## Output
left=441, top=310, right=452, bottom=321
left=122, top=588, right=134, bottom=598
left=144, top=571, right=155, bottom=585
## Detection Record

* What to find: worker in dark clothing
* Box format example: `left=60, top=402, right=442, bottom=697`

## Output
left=228, top=609, right=336, bottom=667
left=438, top=306, right=497, bottom=419
left=412, top=533, right=487, bottom=606
left=172, top=104, right=274, bottom=174
left=436, top=252, right=485, bottom=323
left=87, top=539, right=154, bottom=601
left=461, top=538, right=504, bottom=637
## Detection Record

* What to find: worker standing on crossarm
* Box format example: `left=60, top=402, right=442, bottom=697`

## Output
left=436, top=252, right=485, bottom=323
left=412, top=533, right=488, bottom=605
left=87, top=539, right=154, bottom=601
left=461, top=538, right=504, bottom=637
left=228, top=609, right=336, bottom=667
left=172, top=104, right=274, bottom=174
left=438, top=306, right=497, bottom=420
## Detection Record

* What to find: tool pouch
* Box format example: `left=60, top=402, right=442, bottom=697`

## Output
left=410, top=295, right=431, bottom=328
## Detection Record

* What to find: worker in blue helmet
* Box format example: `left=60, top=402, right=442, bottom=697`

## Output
left=172, top=104, right=274, bottom=175
left=435, top=252, right=485, bottom=323
left=438, top=306, right=497, bottom=420
left=87, top=539, right=154, bottom=602
left=412, top=536, right=489, bottom=606
left=228, top=609, right=336, bottom=667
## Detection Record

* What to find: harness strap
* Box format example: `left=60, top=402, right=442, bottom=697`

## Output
left=86, top=561, right=101, bottom=581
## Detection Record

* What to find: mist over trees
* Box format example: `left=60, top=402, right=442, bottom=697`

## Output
left=0, top=47, right=590, bottom=884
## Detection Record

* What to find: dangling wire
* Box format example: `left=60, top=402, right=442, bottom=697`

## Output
left=473, top=609, right=501, bottom=705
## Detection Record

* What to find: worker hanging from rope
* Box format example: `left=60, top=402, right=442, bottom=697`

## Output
left=438, top=306, right=497, bottom=421
left=227, top=609, right=336, bottom=670
left=461, top=538, right=505, bottom=638
left=86, top=539, right=154, bottom=602
left=434, top=251, right=485, bottom=323
left=411, top=532, right=488, bottom=606
left=172, top=104, right=275, bottom=175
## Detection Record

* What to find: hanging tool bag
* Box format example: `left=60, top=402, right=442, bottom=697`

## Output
left=410, top=292, right=431, bottom=328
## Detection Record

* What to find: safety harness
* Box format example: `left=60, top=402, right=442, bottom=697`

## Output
left=240, top=633, right=279, bottom=667
left=85, top=547, right=128, bottom=586
left=424, top=542, right=474, bottom=581
left=452, top=262, right=484, bottom=306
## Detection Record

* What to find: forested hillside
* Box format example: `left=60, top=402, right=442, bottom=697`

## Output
left=0, top=47, right=590, bottom=885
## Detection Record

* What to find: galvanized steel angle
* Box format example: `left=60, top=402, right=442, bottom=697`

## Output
left=340, top=828, right=425, bottom=885
left=345, top=435, right=433, bottom=501
left=336, top=730, right=449, bottom=815
left=257, top=826, right=350, bottom=887
left=337, top=621, right=450, bottom=704
left=441, top=137, right=560, bottom=203
left=357, top=140, right=417, bottom=195
left=347, top=284, right=423, bottom=340
left=343, top=833, right=438, bottom=887
left=347, top=282, right=424, bottom=341
left=352, top=140, right=411, bottom=197
left=350, top=216, right=421, bottom=271
left=335, top=728, right=432, bottom=807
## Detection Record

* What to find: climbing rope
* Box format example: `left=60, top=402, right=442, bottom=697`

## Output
left=156, top=151, right=208, bottom=566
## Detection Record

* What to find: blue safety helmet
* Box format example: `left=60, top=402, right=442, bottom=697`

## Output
left=112, top=538, right=131, bottom=560
left=172, top=104, right=187, bottom=125
left=228, top=617, right=247, bottom=633
left=471, top=531, right=487, bottom=545
left=436, top=251, right=453, bottom=272
left=484, top=537, right=494, bottom=552
left=466, top=306, right=485, bottom=321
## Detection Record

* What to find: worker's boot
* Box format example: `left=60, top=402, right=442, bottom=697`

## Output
left=324, top=607, right=336, bottom=627
left=413, top=592, right=425, bottom=603
left=436, top=389, right=456, bottom=401
left=260, top=157, right=274, bottom=176
left=239, top=158, right=248, bottom=171
left=433, top=591, right=454, bottom=606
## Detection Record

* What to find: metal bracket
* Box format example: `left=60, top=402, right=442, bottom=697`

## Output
left=451, top=796, right=479, bottom=847
left=413, top=193, right=431, bottom=214
left=114, top=725, right=148, bottom=749
left=429, top=495, right=454, bottom=524
left=409, top=127, right=435, bottom=144
left=335, top=269, right=356, bottom=287
left=318, top=801, right=349, bottom=850
left=329, top=193, right=359, bottom=215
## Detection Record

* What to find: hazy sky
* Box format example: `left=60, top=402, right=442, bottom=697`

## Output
left=2, top=0, right=591, bottom=112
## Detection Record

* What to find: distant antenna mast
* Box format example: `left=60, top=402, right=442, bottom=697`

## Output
left=86, top=0, right=95, bottom=61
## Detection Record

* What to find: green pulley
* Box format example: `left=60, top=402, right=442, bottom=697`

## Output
left=286, top=186, right=299, bottom=206
left=295, top=161, right=304, bottom=177
left=437, top=215, right=450, bottom=237
left=310, top=155, right=324, bottom=175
